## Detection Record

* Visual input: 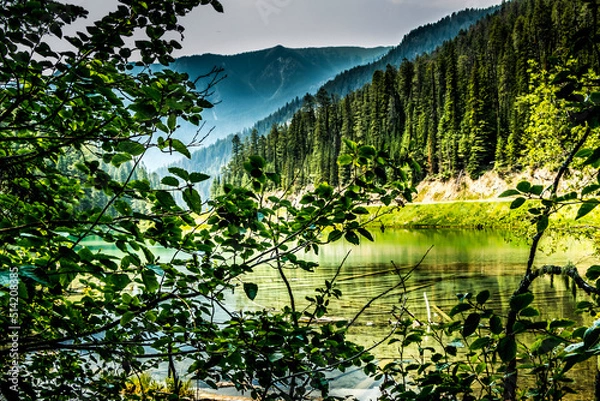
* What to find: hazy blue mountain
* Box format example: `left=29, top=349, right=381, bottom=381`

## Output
left=146, top=46, right=390, bottom=167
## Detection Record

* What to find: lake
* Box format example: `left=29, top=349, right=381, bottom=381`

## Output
left=226, top=228, right=600, bottom=399
left=95, top=228, right=599, bottom=399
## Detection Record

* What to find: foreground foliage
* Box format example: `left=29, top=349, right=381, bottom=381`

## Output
left=0, top=2, right=413, bottom=400
left=2, top=1, right=600, bottom=401
left=377, top=1, right=600, bottom=399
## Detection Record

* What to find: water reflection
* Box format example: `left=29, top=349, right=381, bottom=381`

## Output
left=85, top=228, right=600, bottom=398
left=234, top=228, right=600, bottom=398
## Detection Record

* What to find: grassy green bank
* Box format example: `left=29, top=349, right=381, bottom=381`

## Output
left=369, top=200, right=600, bottom=231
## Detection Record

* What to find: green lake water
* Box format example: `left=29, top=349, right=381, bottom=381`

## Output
left=88, top=228, right=600, bottom=398
left=229, top=228, right=600, bottom=399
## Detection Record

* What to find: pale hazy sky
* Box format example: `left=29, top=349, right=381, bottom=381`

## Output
left=74, top=0, right=507, bottom=56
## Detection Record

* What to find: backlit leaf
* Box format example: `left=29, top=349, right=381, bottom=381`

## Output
left=170, top=139, right=191, bottom=158
left=161, top=176, right=179, bottom=187
left=338, top=154, right=354, bottom=166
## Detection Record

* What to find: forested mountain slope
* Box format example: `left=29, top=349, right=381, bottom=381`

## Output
left=165, top=6, right=499, bottom=198
left=221, top=0, right=599, bottom=192
left=320, top=7, right=499, bottom=97
left=148, top=46, right=390, bottom=156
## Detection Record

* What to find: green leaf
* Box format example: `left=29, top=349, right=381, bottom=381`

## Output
left=243, top=282, right=258, bottom=300
left=189, top=173, right=211, bottom=183
left=248, top=155, right=266, bottom=169
left=533, top=337, right=564, bottom=355
left=519, top=307, right=540, bottom=317
left=118, top=140, right=146, bottom=156
left=590, top=92, right=600, bottom=104
left=575, top=148, right=594, bottom=159
left=498, top=336, right=517, bottom=362
left=510, top=197, right=526, bottom=209
left=510, top=292, right=534, bottom=312
left=120, top=311, right=136, bottom=326
left=130, top=102, right=156, bottom=120
left=168, top=167, right=189, bottom=181
left=142, top=269, right=159, bottom=293
left=536, top=215, right=549, bottom=233
left=109, top=274, right=131, bottom=291
left=530, top=185, right=544, bottom=196
left=476, top=290, right=490, bottom=305
left=582, top=185, right=600, bottom=196
left=345, top=231, right=360, bottom=245
left=490, top=315, right=503, bottom=335
left=585, top=265, right=600, bottom=281
left=449, top=303, right=472, bottom=317
left=358, top=145, right=377, bottom=159
left=78, top=247, right=95, bottom=263
left=183, top=187, right=202, bottom=214
left=516, top=181, right=532, bottom=193
left=549, top=319, right=575, bottom=330
left=300, top=194, right=315, bottom=205
left=111, top=153, right=132, bottom=167
left=211, top=0, right=224, bottom=13
left=470, top=337, right=492, bottom=350
left=167, top=113, right=177, bottom=131
left=462, top=313, right=481, bottom=337
left=343, top=138, right=358, bottom=151
left=170, top=139, right=191, bottom=158
left=583, top=147, right=600, bottom=166
left=161, top=176, right=180, bottom=187
left=499, top=189, right=520, bottom=198
left=576, top=200, right=599, bottom=220
left=155, top=191, right=177, bottom=209
left=357, top=227, right=374, bottom=242
left=327, top=230, right=343, bottom=243
left=338, top=154, right=354, bottom=166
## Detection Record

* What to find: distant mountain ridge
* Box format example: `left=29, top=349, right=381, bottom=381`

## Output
left=153, top=46, right=390, bottom=150
left=161, top=5, right=500, bottom=200
left=321, top=7, right=499, bottom=97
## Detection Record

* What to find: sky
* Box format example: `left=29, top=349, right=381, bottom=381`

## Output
left=74, top=0, right=507, bottom=57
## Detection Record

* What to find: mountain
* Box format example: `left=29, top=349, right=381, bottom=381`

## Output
left=145, top=46, right=390, bottom=167
left=221, top=0, right=597, bottom=190
left=320, top=7, right=499, bottom=97
left=163, top=5, right=499, bottom=199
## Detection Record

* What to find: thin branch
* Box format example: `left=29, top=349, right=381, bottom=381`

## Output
left=346, top=246, right=433, bottom=328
